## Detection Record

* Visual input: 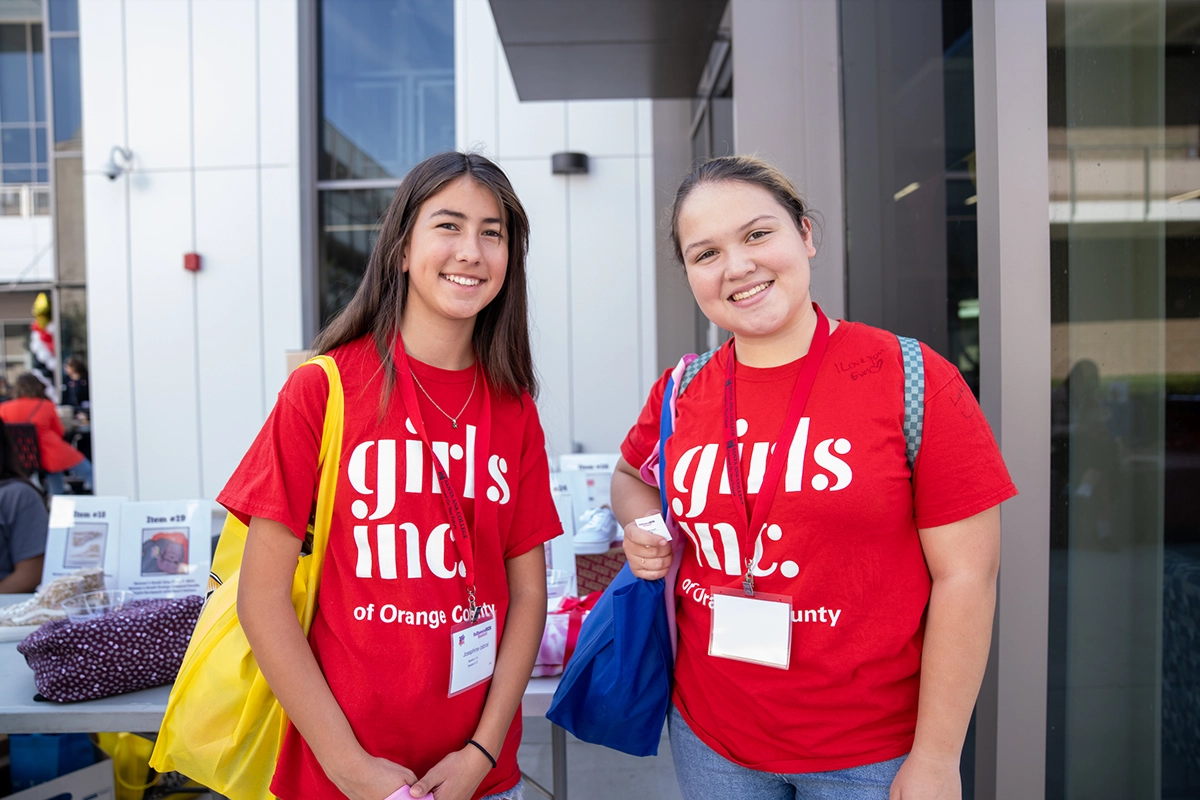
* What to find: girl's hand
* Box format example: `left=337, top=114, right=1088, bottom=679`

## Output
left=328, top=752, right=417, bottom=800
left=622, top=519, right=673, bottom=580
left=408, top=745, right=492, bottom=799
left=889, top=751, right=961, bottom=800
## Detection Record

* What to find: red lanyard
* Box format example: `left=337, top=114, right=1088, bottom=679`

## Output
left=722, top=304, right=830, bottom=595
left=394, top=335, right=494, bottom=621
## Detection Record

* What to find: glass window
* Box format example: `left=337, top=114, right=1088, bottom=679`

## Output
left=48, top=0, right=79, bottom=33
left=32, top=24, right=44, bottom=122
left=32, top=186, right=49, bottom=215
left=841, top=0, right=980, bottom=395
left=3, top=321, right=31, bottom=392
left=2, top=127, right=32, bottom=164
left=1045, top=2, right=1200, bottom=799
left=51, top=37, right=81, bottom=150
left=34, top=124, right=45, bottom=163
left=318, top=188, right=393, bottom=325
left=59, top=287, right=87, bottom=367
left=0, top=25, right=30, bottom=124
left=0, top=187, right=20, bottom=216
left=2, top=167, right=32, bottom=184
left=319, top=0, right=455, bottom=180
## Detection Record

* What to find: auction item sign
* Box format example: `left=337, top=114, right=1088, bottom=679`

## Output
left=117, top=500, right=212, bottom=598
left=44, top=496, right=127, bottom=590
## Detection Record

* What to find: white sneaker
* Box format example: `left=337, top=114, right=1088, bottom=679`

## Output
left=573, top=507, right=619, bottom=555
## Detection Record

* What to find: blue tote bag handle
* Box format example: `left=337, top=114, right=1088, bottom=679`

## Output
left=657, top=374, right=676, bottom=518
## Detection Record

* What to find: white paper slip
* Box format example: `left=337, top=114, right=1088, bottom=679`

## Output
left=634, top=513, right=672, bottom=541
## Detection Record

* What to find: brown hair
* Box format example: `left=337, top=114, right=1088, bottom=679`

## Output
left=669, top=156, right=818, bottom=264
left=0, top=420, right=45, bottom=506
left=311, top=152, right=537, bottom=401
left=14, top=373, right=47, bottom=400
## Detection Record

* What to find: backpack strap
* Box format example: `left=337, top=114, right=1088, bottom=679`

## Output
left=897, top=336, right=925, bottom=469
left=678, top=348, right=719, bottom=396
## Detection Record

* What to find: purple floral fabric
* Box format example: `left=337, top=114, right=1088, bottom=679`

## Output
left=17, top=595, right=203, bottom=702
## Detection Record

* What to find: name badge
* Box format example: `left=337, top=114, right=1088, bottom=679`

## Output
left=449, top=616, right=497, bottom=696
left=708, top=587, right=792, bottom=669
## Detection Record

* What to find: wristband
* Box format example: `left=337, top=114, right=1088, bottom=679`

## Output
left=465, top=738, right=497, bottom=769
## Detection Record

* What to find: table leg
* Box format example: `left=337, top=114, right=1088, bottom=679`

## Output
left=551, top=723, right=567, bottom=800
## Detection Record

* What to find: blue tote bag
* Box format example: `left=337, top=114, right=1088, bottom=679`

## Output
left=545, top=371, right=683, bottom=757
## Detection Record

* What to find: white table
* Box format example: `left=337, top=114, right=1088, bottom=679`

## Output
left=0, top=596, right=569, bottom=798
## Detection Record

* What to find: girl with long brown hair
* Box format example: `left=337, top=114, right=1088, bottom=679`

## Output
left=220, top=152, right=560, bottom=800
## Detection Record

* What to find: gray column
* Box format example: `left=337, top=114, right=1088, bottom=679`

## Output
left=730, top=0, right=845, bottom=319
left=972, top=1, right=1051, bottom=798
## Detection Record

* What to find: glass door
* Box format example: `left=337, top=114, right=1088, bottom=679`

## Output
left=1046, top=1, right=1200, bottom=797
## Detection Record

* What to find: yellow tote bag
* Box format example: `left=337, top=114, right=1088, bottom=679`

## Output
left=149, top=356, right=344, bottom=800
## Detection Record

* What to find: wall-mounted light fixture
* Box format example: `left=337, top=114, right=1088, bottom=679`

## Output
left=551, top=152, right=589, bottom=175
left=102, top=146, right=134, bottom=181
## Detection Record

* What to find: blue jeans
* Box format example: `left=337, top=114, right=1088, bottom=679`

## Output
left=481, top=780, right=523, bottom=800
left=45, top=457, right=93, bottom=494
left=669, top=705, right=906, bottom=800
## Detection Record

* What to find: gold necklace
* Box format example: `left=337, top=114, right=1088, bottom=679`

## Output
left=410, top=363, right=479, bottom=429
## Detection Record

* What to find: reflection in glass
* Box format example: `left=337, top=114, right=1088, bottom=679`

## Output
left=318, top=188, right=394, bottom=326
left=842, top=0, right=980, bottom=396
left=319, top=0, right=454, bottom=180
left=51, top=37, right=81, bottom=150
left=0, top=25, right=30, bottom=124
left=1046, top=1, right=1200, bottom=798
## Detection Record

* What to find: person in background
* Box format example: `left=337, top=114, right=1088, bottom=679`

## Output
left=0, top=373, right=93, bottom=495
left=0, top=422, right=49, bottom=593
left=63, top=357, right=90, bottom=416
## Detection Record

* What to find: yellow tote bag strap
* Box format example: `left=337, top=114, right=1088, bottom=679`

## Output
left=294, top=353, right=344, bottom=628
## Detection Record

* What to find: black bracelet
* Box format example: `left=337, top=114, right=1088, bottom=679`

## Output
left=465, top=738, right=497, bottom=769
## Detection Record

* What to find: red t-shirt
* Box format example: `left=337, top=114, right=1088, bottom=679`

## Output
left=621, top=321, right=1017, bottom=773
left=218, top=337, right=562, bottom=800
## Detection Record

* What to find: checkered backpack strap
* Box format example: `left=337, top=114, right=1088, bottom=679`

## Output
left=897, top=336, right=925, bottom=469
left=678, top=348, right=719, bottom=396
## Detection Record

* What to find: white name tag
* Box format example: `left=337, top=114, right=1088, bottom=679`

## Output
left=448, top=616, right=497, bottom=696
left=708, top=588, right=792, bottom=669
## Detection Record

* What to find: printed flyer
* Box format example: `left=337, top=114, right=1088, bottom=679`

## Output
left=43, top=496, right=127, bottom=589
left=546, top=474, right=578, bottom=598
left=558, top=453, right=621, bottom=515
left=117, top=500, right=212, bottom=598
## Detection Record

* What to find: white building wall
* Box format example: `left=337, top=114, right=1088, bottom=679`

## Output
left=0, top=216, right=54, bottom=283
left=455, top=0, right=657, bottom=459
left=79, top=0, right=302, bottom=500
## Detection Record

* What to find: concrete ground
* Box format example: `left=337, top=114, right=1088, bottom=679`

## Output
left=517, top=717, right=683, bottom=800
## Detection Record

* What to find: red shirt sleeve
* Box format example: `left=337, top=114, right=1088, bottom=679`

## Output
left=503, top=398, right=565, bottom=559
left=619, top=367, right=672, bottom=470
left=216, top=363, right=329, bottom=540
left=912, top=346, right=1018, bottom=529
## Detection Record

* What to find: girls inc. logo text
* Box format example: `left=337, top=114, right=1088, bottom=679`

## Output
left=669, top=417, right=852, bottom=521
left=344, top=419, right=511, bottom=581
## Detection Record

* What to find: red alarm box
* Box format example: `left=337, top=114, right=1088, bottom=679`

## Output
left=184, top=253, right=201, bottom=272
